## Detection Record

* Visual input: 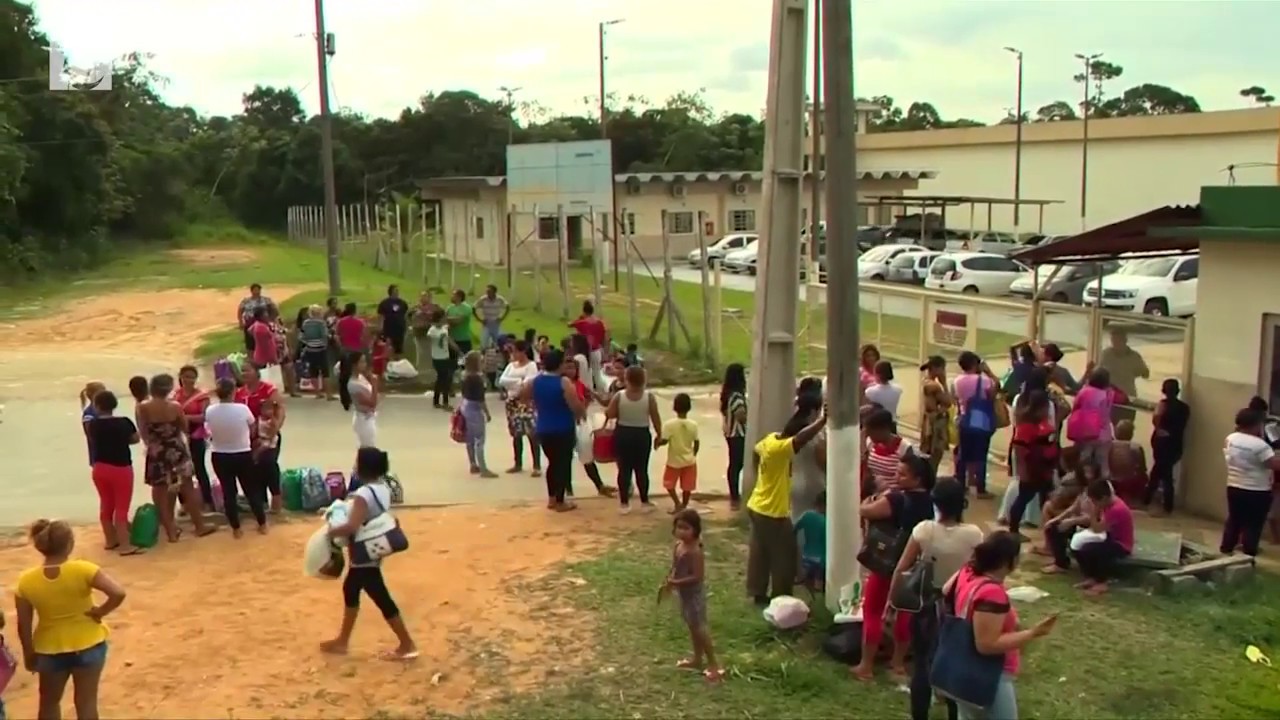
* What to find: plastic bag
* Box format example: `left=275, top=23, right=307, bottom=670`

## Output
left=1069, top=528, right=1108, bottom=552
left=303, top=526, right=342, bottom=577
left=575, top=421, right=594, bottom=464
left=386, top=358, right=418, bottom=380
left=763, top=595, right=810, bottom=630
left=261, top=364, right=283, bottom=388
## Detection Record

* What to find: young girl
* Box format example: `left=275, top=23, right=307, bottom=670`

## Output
left=322, top=448, right=419, bottom=660
left=370, top=332, right=391, bottom=391
left=460, top=351, right=498, bottom=478
left=665, top=508, right=722, bottom=682
left=15, top=519, right=128, bottom=720
left=254, top=400, right=283, bottom=511
left=1108, top=419, right=1148, bottom=506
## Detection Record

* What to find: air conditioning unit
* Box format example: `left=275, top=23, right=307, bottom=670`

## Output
left=732, top=182, right=748, bottom=196
left=625, top=182, right=642, bottom=196
left=671, top=184, right=687, bottom=198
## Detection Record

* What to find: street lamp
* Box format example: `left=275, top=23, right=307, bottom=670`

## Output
left=1004, top=47, right=1024, bottom=233
left=1075, top=52, right=1102, bottom=230
left=498, top=85, right=521, bottom=146
left=598, top=19, right=624, bottom=138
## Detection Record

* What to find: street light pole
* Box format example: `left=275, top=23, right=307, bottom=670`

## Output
left=598, top=19, right=623, bottom=138
left=499, top=85, right=521, bottom=146
left=1075, top=52, right=1102, bottom=231
left=1004, top=47, right=1023, bottom=234
left=598, top=18, right=623, bottom=291
left=313, top=0, right=341, bottom=295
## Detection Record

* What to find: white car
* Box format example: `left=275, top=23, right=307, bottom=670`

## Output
left=721, top=239, right=760, bottom=274
left=1082, top=255, right=1198, bottom=316
left=885, top=250, right=942, bottom=284
left=687, top=233, right=757, bottom=267
left=924, top=252, right=1029, bottom=295
left=857, top=243, right=927, bottom=281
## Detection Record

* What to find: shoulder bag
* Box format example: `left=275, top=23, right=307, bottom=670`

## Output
left=351, top=488, right=409, bottom=564
left=929, top=578, right=1007, bottom=709
left=857, top=518, right=909, bottom=577
left=890, top=522, right=936, bottom=613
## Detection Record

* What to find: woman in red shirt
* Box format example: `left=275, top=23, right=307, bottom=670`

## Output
left=568, top=300, right=608, bottom=392
left=236, top=363, right=287, bottom=514
left=335, top=303, right=367, bottom=411
left=1006, top=391, right=1059, bottom=533
left=173, top=365, right=215, bottom=510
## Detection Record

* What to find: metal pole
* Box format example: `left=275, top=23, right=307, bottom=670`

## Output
left=314, top=0, right=341, bottom=295
left=807, top=6, right=822, bottom=374
left=742, top=0, right=807, bottom=500
left=1005, top=47, right=1024, bottom=233
left=823, top=0, right=860, bottom=614
left=598, top=22, right=608, bottom=138
left=1076, top=52, right=1100, bottom=231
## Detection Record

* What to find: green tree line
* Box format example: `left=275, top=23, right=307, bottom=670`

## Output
left=1, top=0, right=1253, bottom=282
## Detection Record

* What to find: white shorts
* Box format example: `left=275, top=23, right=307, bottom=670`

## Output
left=353, top=412, right=378, bottom=448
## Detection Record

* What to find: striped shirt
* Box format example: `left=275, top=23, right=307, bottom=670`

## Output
left=723, top=391, right=747, bottom=437
left=865, top=436, right=914, bottom=493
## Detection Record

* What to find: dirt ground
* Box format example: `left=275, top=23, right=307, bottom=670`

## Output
left=164, top=248, right=260, bottom=266
left=0, top=502, right=629, bottom=719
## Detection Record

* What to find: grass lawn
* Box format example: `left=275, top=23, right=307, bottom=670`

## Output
left=463, top=517, right=1280, bottom=720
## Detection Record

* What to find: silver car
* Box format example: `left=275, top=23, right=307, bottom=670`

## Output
left=885, top=250, right=941, bottom=284
left=687, top=233, right=757, bottom=268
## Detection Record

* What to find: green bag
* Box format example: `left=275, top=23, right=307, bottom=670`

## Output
left=129, top=504, right=160, bottom=548
left=281, top=468, right=305, bottom=512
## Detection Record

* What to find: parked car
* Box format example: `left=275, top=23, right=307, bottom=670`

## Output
left=721, top=239, right=760, bottom=274
left=855, top=225, right=889, bottom=252
left=687, top=233, right=756, bottom=267
left=946, top=231, right=1020, bottom=255
left=1082, top=254, right=1198, bottom=316
left=857, top=243, right=927, bottom=281
left=1008, top=260, right=1122, bottom=304
left=885, top=250, right=942, bottom=285
left=1020, top=233, right=1072, bottom=247
left=924, top=251, right=1029, bottom=295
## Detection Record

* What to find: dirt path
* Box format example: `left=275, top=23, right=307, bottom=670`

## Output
left=0, top=503, right=625, bottom=719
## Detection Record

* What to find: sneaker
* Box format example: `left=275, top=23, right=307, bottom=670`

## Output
left=641, top=502, right=657, bottom=513
left=620, top=504, right=632, bottom=515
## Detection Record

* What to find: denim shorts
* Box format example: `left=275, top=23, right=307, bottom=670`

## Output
left=35, top=641, right=108, bottom=674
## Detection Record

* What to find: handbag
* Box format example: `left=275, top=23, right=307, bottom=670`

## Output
left=856, top=519, right=908, bottom=577
left=592, top=420, right=617, bottom=464
left=930, top=579, right=1007, bottom=709
left=449, top=408, right=467, bottom=444
left=350, top=488, right=409, bottom=564
left=890, top=522, right=936, bottom=613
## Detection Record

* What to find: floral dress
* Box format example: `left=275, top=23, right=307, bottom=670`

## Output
left=919, top=378, right=951, bottom=466
left=143, top=410, right=194, bottom=488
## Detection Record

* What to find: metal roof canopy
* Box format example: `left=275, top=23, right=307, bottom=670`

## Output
left=1011, top=205, right=1202, bottom=266
left=864, top=194, right=1065, bottom=236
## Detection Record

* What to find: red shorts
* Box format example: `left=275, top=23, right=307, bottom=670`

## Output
left=663, top=465, right=697, bottom=492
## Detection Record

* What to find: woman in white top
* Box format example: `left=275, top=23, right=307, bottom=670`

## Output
left=204, top=378, right=266, bottom=536
left=863, top=360, right=903, bottom=421
left=498, top=340, right=542, bottom=475
left=890, top=477, right=981, bottom=720
left=1221, top=406, right=1280, bottom=557
left=348, top=354, right=379, bottom=448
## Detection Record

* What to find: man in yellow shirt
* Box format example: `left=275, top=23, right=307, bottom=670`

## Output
left=657, top=393, right=701, bottom=511
left=746, top=400, right=827, bottom=605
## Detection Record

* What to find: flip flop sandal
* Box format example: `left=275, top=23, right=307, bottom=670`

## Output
left=676, top=658, right=701, bottom=670
left=703, top=669, right=725, bottom=683
left=119, top=547, right=146, bottom=556
left=379, top=650, right=420, bottom=662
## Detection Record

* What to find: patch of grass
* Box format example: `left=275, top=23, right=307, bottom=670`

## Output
left=454, top=519, right=1280, bottom=720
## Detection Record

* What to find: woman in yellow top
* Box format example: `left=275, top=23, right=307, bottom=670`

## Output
left=744, top=401, right=827, bottom=605
left=15, top=519, right=127, bottom=720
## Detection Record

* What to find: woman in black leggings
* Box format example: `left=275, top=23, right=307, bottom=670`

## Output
left=321, top=447, right=419, bottom=659
left=204, top=378, right=267, bottom=536
left=605, top=365, right=663, bottom=513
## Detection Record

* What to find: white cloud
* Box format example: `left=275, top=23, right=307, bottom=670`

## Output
left=28, top=0, right=1280, bottom=122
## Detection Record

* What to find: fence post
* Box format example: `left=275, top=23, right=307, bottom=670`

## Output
left=696, top=211, right=714, bottom=367
left=624, top=207, right=638, bottom=341
left=661, top=210, right=676, bottom=351
left=449, top=203, right=459, bottom=289
left=557, top=203, right=571, bottom=319
left=713, top=260, right=723, bottom=362
left=464, top=201, right=476, bottom=295
left=507, top=205, right=517, bottom=297
left=533, top=204, right=543, bottom=313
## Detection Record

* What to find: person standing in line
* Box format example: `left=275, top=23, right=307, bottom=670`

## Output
left=460, top=351, right=498, bottom=478
left=605, top=366, right=664, bottom=514
left=569, top=300, right=609, bottom=393
left=1068, top=368, right=1116, bottom=479
left=206, top=378, right=267, bottom=537
left=1220, top=406, right=1280, bottom=557
left=237, top=283, right=277, bottom=352
left=87, top=391, right=144, bottom=556
left=561, top=355, right=614, bottom=497
left=499, top=340, right=542, bottom=476
left=14, top=520, right=128, bottom=720
left=657, top=393, right=700, bottom=512
left=138, top=374, right=216, bottom=543
left=410, top=291, right=442, bottom=367
left=952, top=351, right=1000, bottom=498
left=445, top=289, right=475, bottom=357
left=521, top=350, right=587, bottom=512
left=1145, top=378, right=1190, bottom=514
left=236, top=363, right=288, bottom=514
left=858, top=344, right=881, bottom=391
left=864, top=360, right=903, bottom=421
left=335, top=303, right=367, bottom=411
left=426, top=311, right=459, bottom=410
left=376, top=284, right=410, bottom=360
left=300, top=305, right=335, bottom=401
left=474, top=284, right=510, bottom=349
left=918, top=355, right=953, bottom=474
left=79, top=381, right=107, bottom=468
left=347, top=353, right=380, bottom=449
left=173, top=365, right=215, bottom=511
left=247, top=307, right=279, bottom=380
left=719, top=363, right=748, bottom=510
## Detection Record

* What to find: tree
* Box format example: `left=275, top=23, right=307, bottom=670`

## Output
left=1034, top=101, right=1077, bottom=122
left=1240, top=86, right=1275, bottom=106
left=1098, top=84, right=1202, bottom=117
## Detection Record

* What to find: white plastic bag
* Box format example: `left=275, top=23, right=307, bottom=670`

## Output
left=386, top=358, right=418, bottom=380
left=575, top=421, right=594, bottom=464
left=324, top=499, right=351, bottom=546
left=1069, top=528, right=1108, bottom=552
left=303, top=526, right=336, bottom=577
left=763, top=595, right=810, bottom=630
left=261, top=363, right=283, bottom=388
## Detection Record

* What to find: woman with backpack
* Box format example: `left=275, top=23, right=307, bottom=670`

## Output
left=952, top=352, right=1001, bottom=498
left=321, top=447, right=419, bottom=660
left=1068, top=367, right=1116, bottom=480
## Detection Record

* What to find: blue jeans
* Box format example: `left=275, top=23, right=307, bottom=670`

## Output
left=481, top=321, right=503, bottom=347
left=957, top=428, right=994, bottom=493
left=35, top=641, right=108, bottom=674
left=957, top=673, right=1018, bottom=720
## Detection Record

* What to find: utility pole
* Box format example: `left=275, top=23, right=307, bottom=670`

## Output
left=1005, top=47, right=1023, bottom=234
left=1075, top=52, right=1101, bottom=232
left=742, top=0, right=807, bottom=501
left=598, top=18, right=623, bottom=291
left=806, top=7, right=822, bottom=372
left=499, top=85, right=521, bottom=146
left=598, top=19, right=623, bottom=137
left=822, top=0, right=859, bottom=614
left=314, top=0, right=341, bottom=295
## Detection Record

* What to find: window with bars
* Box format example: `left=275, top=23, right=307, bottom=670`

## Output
left=668, top=211, right=694, bottom=235
left=474, top=216, right=485, bottom=239
left=537, top=215, right=559, bottom=240
left=728, top=209, right=756, bottom=232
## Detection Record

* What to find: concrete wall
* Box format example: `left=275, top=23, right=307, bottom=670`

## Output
left=1184, top=239, right=1280, bottom=519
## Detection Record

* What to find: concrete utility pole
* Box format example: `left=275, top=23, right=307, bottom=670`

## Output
left=598, top=20, right=624, bottom=137
left=822, top=0, right=859, bottom=613
left=499, top=85, right=521, bottom=146
left=314, top=0, right=341, bottom=295
left=1005, top=47, right=1024, bottom=234
left=806, top=7, right=822, bottom=350
left=1075, top=52, right=1102, bottom=232
left=742, top=0, right=808, bottom=500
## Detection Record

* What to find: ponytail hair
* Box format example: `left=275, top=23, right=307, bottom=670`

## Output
left=80, top=381, right=106, bottom=409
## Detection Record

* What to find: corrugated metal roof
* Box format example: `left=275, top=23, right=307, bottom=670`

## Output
left=1011, top=205, right=1202, bottom=265
left=416, top=169, right=938, bottom=188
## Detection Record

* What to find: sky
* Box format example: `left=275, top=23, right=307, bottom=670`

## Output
left=27, top=0, right=1280, bottom=124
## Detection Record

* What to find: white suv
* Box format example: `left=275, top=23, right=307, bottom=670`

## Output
left=925, top=252, right=1028, bottom=295
left=687, top=233, right=756, bottom=268
left=1082, top=255, right=1198, bottom=316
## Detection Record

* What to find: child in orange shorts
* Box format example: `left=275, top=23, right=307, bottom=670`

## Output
left=657, top=393, right=700, bottom=512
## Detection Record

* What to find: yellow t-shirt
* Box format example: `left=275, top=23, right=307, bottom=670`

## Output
left=662, top=417, right=700, bottom=469
left=748, top=432, right=796, bottom=518
left=15, top=559, right=109, bottom=655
